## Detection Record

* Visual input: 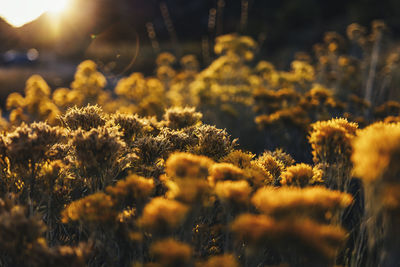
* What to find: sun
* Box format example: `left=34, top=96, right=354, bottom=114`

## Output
left=0, top=0, right=71, bottom=28
left=47, top=0, right=71, bottom=14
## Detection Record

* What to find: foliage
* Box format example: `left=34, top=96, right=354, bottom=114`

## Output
left=0, top=21, right=400, bottom=267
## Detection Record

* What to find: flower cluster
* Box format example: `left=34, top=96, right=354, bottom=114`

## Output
left=352, top=122, right=400, bottom=266
left=0, top=21, right=399, bottom=267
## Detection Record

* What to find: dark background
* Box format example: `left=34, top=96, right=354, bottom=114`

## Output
left=2, top=0, right=400, bottom=54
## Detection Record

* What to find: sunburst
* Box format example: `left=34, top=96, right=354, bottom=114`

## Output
left=0, top=0, right=71, bottom=27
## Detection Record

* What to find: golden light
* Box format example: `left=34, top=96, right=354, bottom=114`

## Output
left=0, top=0, right=71, bottom=28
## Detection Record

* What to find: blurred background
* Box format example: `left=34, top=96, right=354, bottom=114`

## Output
left=0, top=0, right=399, bottom=102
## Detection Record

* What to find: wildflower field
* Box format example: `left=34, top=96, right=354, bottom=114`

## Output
left=1, top=19, right=400, bottom=267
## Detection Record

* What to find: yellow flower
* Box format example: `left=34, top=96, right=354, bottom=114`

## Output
left=253, top=153, right=285, bottom=181
left=166, top=152, right=214, bottom=179
left=215, top=180, right=252, bottom=204
left=231, top=214, right=347, bottom=260
left=198, top=254, right=239, bottom=267
left=280, top=163, right=323, bottom=187
left=62, top=193, right=116, bottom=224
left=106, top=174, right=154, bottom=204
left=251, top=186, right=353, bottom=220
left=352, top=122, right=400, bottom=181
left=209, top=163, right=245, bottom=185
left=150, top=239, right=192, bottom=267
left=221, top=150, right=255, bottom=169
left=309, top=118, right=358, bottom=164
left=139, top=197, right=189, bottom=233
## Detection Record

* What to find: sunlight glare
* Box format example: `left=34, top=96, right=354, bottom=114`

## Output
left=0, top=0, right=71, bottom=27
